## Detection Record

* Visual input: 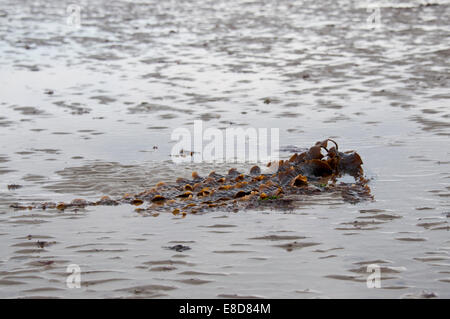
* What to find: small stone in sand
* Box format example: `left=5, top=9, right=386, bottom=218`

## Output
left=165, top=245, right=191, bottom=252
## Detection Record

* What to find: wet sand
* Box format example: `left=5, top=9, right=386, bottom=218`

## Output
left=0, top=0, right=449, bottom=298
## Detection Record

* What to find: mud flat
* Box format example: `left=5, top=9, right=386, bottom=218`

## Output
left=0, top=0, right=449, bottom=298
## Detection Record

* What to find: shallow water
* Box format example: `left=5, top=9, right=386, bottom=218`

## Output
left=0, top=0, right=449, bottom=298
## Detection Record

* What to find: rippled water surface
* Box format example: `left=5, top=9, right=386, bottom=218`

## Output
left=0, top=0, right=449, bottom=298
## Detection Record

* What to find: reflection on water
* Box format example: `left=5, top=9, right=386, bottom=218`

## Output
left=0, top=0, right=449, bottom=298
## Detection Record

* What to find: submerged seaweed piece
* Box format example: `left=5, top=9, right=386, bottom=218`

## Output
left=259, top=195, right=280, bottom=201
left=11, top=139, right=373, bottom=214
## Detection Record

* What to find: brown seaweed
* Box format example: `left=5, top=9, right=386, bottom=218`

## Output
left=10, top=139, right=373, bottom=214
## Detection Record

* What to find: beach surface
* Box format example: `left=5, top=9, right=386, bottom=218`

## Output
left=0, top=0, right=449, bottom=298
